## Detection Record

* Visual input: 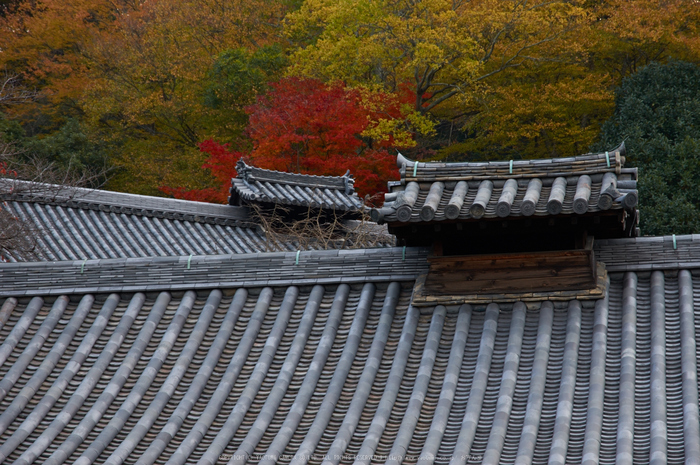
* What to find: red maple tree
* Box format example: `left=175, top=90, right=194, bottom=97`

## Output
left=161, top=77, right=406, bottom=203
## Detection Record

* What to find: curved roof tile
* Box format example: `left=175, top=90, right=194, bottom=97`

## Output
left=373, top=145, right=639, bottom=224
left=1, top=269, right=700, bottom=464
left=231, top=160, right=363, bottom=212
left=1, top=181, right=391, bottom=262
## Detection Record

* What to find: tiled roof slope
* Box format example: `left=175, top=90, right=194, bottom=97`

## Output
left=2, top=242, right=700, bottom=464
left=374, top=146, right=638, bottom=223
left=230, top=160, right=363, bottom=211
left=1, top=198, right=280, bottom=261
left=595, top=234, right=700, bottom=271
left=1, top=180, right=250, bottom=222
left=0, top=180, right=385, bottom=262
left=0, top=181, right=271, bottom=261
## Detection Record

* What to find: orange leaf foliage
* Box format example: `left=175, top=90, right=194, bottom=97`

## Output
left=162, top=78, right=405, bottom=202
left=0, top=0, right=121, bottom=123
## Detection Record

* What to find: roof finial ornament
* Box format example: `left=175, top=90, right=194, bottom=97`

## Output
left=342, top=170, right=354, bottom=194
left=236, top=159, right=251, bottom=181
left=396, top=151, right=409, bottom=168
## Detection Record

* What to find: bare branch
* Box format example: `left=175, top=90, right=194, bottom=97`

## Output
left=0, top=149, right=112, bottom=260
left=423, top=87, right=462, bottom=112
left=0, top=74, right=37, bottom=106
left=248, top=203, right=394, bottom=252
left=476, top=33, right=564, bottom=82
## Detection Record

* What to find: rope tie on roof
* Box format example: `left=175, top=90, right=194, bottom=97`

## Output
left=413, top=161, right=418, bottom=177
left=402, top=246, right=406, bottom=261
left=673, top=234, right=677, bottom=250
left=187, top=254, right=193, bottom=270
left=295, top=250, right=301, bottom=265
left=605, top=151, right=610, bottom=168
left=509, top=160, right=513, bottom=174
left=80, top=258, right=88, bottom=274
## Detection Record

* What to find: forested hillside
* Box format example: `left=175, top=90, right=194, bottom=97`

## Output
left=1, top=0, right=698, bottom=232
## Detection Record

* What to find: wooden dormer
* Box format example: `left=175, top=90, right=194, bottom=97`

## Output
left=373, top=144, right=636, bottom=298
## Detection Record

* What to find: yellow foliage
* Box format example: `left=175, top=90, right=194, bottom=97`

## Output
left=586, top=0, right=700, bottom=79
left=79, top=0, right=290, bottom=192
left=107, top=138, right=213, bottom=197
left=445, top=65, right=615, bottom=160
left=354, top=85, right=435, bottom=147
left=286, top=0, right=586, bottom=115
left=0, top=0, right=118, bottom=122
left=433, top=0, right=700, bottom=161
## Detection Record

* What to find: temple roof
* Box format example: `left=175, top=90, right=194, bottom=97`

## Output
left=0, top=179, right=387, bottom=262
left=230, top=160, right=363, bottom=212
left=1, top=239, right=700, bottom=464
left=396, top=145, right=625, bottom=181
left=2, top=159, right=700, bottom=465
left=372, top=144, right=638, bottom=225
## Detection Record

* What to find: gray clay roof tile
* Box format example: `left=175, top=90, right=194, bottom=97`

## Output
left=231, top=160, right=363, bottom=212
left=1, top=242, right=699, bottom=464
left=374, top=147, right=638, bottom=224
left=1, top=179, right=393, bottom=261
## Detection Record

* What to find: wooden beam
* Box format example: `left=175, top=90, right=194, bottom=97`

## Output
left=411, top=262, right=607, bottom=306
left=424, top=249, right=597, bottom=294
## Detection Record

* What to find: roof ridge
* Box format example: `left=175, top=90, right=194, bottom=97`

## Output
left=0, top=179, right=250, bottom=225
left=397, top=142, right=626, bottom=181
left=595, top=233, right=700, bottom=271
left=0, top=247, right=430, bottom=297
left=237, top=160, right=354, bottom=192
left=231, top=160, right=363, bottom=212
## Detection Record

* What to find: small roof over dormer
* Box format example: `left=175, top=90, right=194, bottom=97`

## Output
left=373, top=143, right=636, bottom=223
left=372, top=144, right=638, bottom=252
left=229, top=160, right=363, bottom=214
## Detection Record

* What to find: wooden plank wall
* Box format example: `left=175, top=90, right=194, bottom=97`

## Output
left=424, top=249, right=597, bottom=294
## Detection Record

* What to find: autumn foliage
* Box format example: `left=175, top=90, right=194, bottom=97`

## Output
left=159, top=139, right=238, bottom=203
left=248, top=78, right=404, bottom=192
left=2, top=0, right=700, bottom=204
left=162, top=77, right=403, bottom=202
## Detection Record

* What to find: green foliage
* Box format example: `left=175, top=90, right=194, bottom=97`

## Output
left=199, top=45, right=288, bottom=144
left=594, top=61, right=700, bottom=235
left=204, top=45, right=287, bottom=112
left=1, top=113, right=111, bottom=188
left=0, top=114, right=24, bottom=143
left=636, top=139, right=700, bottom=236
left=1, top=114, right=108, bottom=172
left=24, top=119, right=109, bottom=171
